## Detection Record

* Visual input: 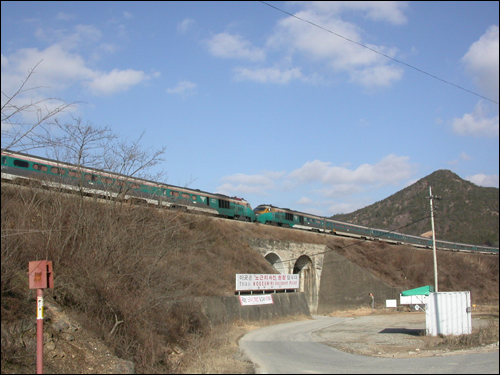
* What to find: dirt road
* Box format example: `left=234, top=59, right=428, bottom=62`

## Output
left=239, top=313, right=499, bottom=374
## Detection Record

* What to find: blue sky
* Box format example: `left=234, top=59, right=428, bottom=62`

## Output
left=2, top=1, right=498, bottom=216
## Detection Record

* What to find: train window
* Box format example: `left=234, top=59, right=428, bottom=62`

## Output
left=171, top=191, right=180, bottom=197
left=218, top=199, right=230, bottom=209
left=285, top=213, right=293, bottom=221
left=191, top=195, right=197, bottom=201
left=51, top=167, right=66, bottom=175
left=115, top=180, right=126, bottom=187
left=181, top=193, right=190, bottom=199
left=84, top=173, right=98, bottom=182
left=14, top=159, right=29, bottom=168
left=1, top=157, right=5, bottom=165
left=101, top=177, right=113, bottom=184
left=68, top=170, right=81, bottom=178
left=129, top=183, right=140, bottom=189
left=33, top=164, right=48, bottom=172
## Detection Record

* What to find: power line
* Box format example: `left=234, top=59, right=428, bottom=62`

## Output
left=260, top=1, right=498, bottom=105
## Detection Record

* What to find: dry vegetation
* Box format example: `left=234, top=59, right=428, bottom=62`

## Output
left=1, top=183, right=498, bottom=373
left=1, top=184, right=276, bottom=373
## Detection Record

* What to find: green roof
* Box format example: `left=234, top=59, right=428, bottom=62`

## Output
left=401, top=285, right=434, bottom=296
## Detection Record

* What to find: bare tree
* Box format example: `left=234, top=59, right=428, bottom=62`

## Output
left=102, top=131, right=167, bottom=183
left=40, top=116, right=167, bottom=181
left=1, top=61, right=76, bottom=151
left=37, top=115, right=167, bottom=206
left=40, top=116, right=118, bottom=169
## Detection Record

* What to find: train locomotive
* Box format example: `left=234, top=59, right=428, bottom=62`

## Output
left=1, top=149, right=256, bottom=222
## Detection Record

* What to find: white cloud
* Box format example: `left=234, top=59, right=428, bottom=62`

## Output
left=287, top=154, right=415, bottom=187
left=453, top=26, right=499, bottom=139
left=265, top=4, right=405, bottom=88
left=327, top=201, right=366, bottom=216
left=166, top=80, right=197, bottom=96
left=296, top=196, right=313, bottom=205
left=1, top=45, right=93, bottom=94
left=301, top=2, right=408, bottom=25
left=460, top=152, right=472, bottom=161
left=462, top=25, right=499, bottom=103
left=315, top=184, right=364, bottom=199
left=233, top=66, right=303, bottom=84
left=34, top=24, right=103, bottom=50
left=217, top=155, right=416, bottom=207
left=177, top=18, right=195, bottom=34
left=1, top=54, right=8, bottom=68
left=56, top=12, right=75, bottom=21
left=217, top=171, right=286, bottom=196
left=349, top=63, right=403, bottom=87
left=123, top=11, right=134, bottom=20
left=448, top=151, right=474, bottom=166
left=1, top=24, right=156, bottom=98
left=88, top=69, right=150, bottom=95
left=206, top=32, right=265, bottom=62
left=452, top=101, right=499, bottom=137
left=466, top=173, right=499, bottom=188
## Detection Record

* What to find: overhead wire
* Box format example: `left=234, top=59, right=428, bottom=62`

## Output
left=260, top=1, right=498, bottom=105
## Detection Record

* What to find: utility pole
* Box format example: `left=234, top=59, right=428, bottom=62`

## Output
left=428, top=186, right=439, bottom=292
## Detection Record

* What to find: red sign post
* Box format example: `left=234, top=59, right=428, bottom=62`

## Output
left=29, top=261, right=53, bottom=374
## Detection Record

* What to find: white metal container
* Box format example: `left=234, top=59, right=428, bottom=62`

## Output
left=399, top=294, right=428, bottom=305
left=426, top=291, right=472, bottom=336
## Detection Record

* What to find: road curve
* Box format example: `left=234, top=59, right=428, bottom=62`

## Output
left=238, top=315, right=499, bottom=374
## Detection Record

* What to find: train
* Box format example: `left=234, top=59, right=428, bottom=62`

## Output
left=2, top=149, right=498, bottom=255
left=1, top=149, right=255, bottom=221
left=253, top=204, right=499, bottom=254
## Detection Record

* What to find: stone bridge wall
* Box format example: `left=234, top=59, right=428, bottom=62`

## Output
left=195, top=292, right=311, bottom=325
left=246, top=238, right=401, bottom=315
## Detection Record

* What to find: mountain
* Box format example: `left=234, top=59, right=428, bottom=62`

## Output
left=330, top=170, right=499, bottom=247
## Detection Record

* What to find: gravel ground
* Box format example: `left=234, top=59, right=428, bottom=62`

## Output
left=311, top=312, right=499, bottom=358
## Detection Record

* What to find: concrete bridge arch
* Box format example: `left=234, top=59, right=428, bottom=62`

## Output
left=247, top=237, right=401, bottom=315
left=264, top=252, right=286, bottom=274
left=293, top=255, right=317, bottom=312
left=248, top=239, right=324, bottom=313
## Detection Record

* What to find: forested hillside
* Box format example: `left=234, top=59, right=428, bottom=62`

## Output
left=331, top=170, right=499, bottom=247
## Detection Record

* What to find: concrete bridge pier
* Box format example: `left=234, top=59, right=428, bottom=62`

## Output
left=248, top=238, right=324, bottom=314
left=248, top=237, right=401, bottom=315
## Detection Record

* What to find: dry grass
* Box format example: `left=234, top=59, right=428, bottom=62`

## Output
left=180, top=315, right=311, bottom=374
left=327, top=307, right=376, bottom=317
left=422, top=317, right=499, bottom=350
left=1, top=184, right=276, bottom=373
left=1, top=183, right=498, bottom=373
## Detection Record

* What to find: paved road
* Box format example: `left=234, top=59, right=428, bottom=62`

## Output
left=239, top=316, right=499, bottom=374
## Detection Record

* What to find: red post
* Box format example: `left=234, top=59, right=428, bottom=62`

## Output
left=36, top=289, right=44, bottom=374
left=29, top=261, right=53, bottom=375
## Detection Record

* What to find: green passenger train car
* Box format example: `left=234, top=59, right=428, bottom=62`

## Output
left=1, top=149, right=256, bottom=222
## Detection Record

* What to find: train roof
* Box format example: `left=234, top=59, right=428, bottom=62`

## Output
left=2, top=149, right=249, bottom=204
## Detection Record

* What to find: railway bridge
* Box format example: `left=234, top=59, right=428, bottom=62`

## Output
left=246, top=237, right=400, bottom=314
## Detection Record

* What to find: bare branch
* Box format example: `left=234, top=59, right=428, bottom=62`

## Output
left=1, top=61, right=79, bottom=151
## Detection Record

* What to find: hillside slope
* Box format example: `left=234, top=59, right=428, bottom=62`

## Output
left=331, top=170, right=499, bottom=247
left=1, top=183, right=498, bottom=373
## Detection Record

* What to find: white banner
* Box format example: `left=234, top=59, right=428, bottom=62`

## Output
left=239, top=294, right=274, bottom=306
left=236, top=274, right=300, bottom=291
